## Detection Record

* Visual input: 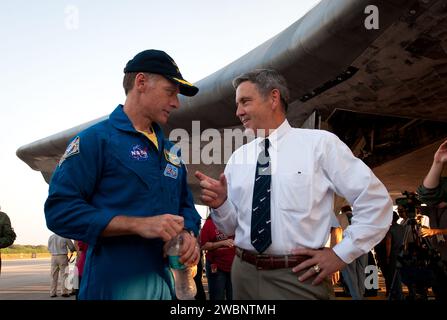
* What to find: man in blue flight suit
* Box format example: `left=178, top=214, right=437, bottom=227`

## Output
left=45, top=50, right=202, bottom=300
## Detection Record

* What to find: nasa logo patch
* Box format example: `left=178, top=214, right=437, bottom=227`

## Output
left=130, top=145, right=149, bottom=161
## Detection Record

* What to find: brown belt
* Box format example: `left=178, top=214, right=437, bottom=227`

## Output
left=235, top=247, right=310, bottom=270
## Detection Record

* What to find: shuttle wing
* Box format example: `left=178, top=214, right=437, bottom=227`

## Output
left=17, top=0, right=447, bottom=198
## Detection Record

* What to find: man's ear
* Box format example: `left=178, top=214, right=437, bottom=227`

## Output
left=270, top=89, right=281, bottom=110
left=134, top=73, right=147, bottom=92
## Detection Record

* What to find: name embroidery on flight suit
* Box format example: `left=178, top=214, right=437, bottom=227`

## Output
left=164, top=163, right=178, bottom=179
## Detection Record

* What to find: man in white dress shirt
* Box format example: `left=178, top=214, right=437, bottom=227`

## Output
left=195, top=69, right=393, bottom=299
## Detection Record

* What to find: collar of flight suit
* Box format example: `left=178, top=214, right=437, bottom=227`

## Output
left=109, top=104, right=165, bottom=149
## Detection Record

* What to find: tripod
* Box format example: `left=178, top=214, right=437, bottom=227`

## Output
left=387, top=220, right=409, bottom=301
left=389, top=218, right=439, bottom=300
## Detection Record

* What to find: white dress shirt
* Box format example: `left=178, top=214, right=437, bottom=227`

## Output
left=212, top=119, right=392, bottom=264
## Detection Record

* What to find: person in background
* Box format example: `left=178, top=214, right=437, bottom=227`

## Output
left=73, top=240, right=88, bottom=299
left=48, top=233, right=76, bottom=297
left=193, top=248, right=206, bottom=300
left=417, top=139, right=447, bottom=206
left=385, top=211, right=405, bottom=300
left=337, top=205, right=369, bottom=300
left=417, top=139, right=447, bottom=301
left=0, top=205, right=17, bottom=276
left=328, top=211, right=342, bottom=287
left=200, top=215, right=235, bottom=300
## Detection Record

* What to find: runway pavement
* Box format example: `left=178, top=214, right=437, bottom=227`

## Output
left=0, top=258, right=430, bottom=301
left=0, top=258, right=75, bottom=300
left=1, top=258, right=385, bottom=300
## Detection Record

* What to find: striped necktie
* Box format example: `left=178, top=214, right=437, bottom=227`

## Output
left=250, top=138, right=272, bottom=253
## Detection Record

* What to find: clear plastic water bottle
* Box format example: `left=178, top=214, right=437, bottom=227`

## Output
left=167, top=233, right=197, bottom=300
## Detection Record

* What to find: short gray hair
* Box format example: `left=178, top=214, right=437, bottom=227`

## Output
left=232, top=69, right=290, bottom=112
left=123, top=72, right=159, bottom=95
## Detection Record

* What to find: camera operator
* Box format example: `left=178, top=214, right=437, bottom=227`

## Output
left=395, top=194, right=433, bottom=300
left=385, top=211, right=405, bottom=300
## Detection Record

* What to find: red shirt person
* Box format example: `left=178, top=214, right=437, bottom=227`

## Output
left=200, top=216, right=235, bottom=300
left=74, top=240, right=88, bottom=298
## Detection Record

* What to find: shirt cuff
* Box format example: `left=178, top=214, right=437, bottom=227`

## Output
left=214, top=198, right=234, bottom=218
left=210, top=198, right=237, bottom=236
left=332, top=237, right=364, bottom=264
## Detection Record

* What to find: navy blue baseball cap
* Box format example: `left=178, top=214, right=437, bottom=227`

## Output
left=124, top=49, right=199, bottom=97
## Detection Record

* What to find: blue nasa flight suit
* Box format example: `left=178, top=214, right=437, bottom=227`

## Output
left=45, top=105, right=201, bottom=300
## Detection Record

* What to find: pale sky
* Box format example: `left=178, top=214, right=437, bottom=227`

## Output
left=0, top=0, right=321, bottom=245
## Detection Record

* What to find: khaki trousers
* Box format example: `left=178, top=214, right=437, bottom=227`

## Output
left=50, top=255, right=69, bottom=296
left=231, top=255, right=335, bottom=300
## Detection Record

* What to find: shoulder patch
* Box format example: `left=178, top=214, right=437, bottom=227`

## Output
left=59, top=136, right=80, bottom=166
left=164, top=149, right=181, bottom=167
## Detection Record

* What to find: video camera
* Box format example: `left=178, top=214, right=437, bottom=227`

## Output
left=395, top=191, right=422, bottom=219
